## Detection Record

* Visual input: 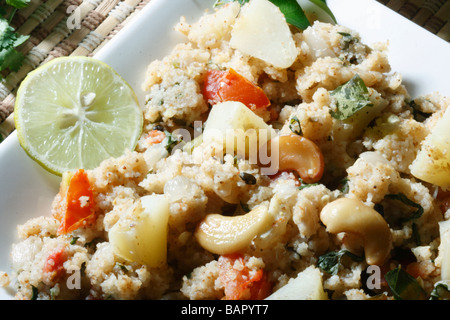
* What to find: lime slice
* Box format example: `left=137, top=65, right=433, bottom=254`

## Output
left=14, top=56, right=143, bottom=176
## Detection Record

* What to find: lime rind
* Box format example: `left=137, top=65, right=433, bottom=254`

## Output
left=14, top=56, right=143, bottom=176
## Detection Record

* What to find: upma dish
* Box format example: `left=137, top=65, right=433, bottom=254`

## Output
left=4, top=0, right=450, bottom=300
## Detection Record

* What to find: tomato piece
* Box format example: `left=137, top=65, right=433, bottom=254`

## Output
left=202, top=69, right=270, bottom=110
left=145, top=129, right=166, bottom=147
left=202, top=69, right=223, bottom=105
left=218, top=254, right=272, bottom=300
left=55, top=169, right=96, bottom=235
left=43, top=247, right=67, bottom=280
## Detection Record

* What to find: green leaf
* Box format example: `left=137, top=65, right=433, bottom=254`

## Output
left=308, top=0, right=336, bottom=23
left=0, top=46, right=26, bottom=71
left=385, top=193, right=424, bottom=222
left=430, top=282, right=450, bottom=300
left=0, top=18, right=28, bottom=72
left=317, top=249, right=364, bottom=275
left=163, top=130, right=180, bottom=153
left=6, top=0, right=30, bottom=9
left=330, top=74, right=373, bottom=120
left=14, top=33, right=29, bottom=47
left=289, top=115, right=302, bottom=135
left=384, top=267, right=427, bottom=300
left=269, top=0, right=310, bottom=30
left=298, top=177, right=319, bottom=190
left=31, top=285, right=38, bottom=300
left=0, top=18, right=18, bottom=50
left=407, top=99, right=432, bottom=122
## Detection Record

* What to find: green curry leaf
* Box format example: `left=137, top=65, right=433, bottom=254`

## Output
left=308, top=0, right=336, bottom=23
left=385, top=193, right=424, bottom=222
left=268, top=0, right=310, bottom=30
left=330, top=74, right=373, bottom=120
left=384, top=267, right=427, bottom=300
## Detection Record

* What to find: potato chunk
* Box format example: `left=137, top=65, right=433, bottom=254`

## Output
left=203, top=101, right=276, bottom=161
left=410, top=107, right=450, bottom=188
left=230, top=0, right=298, bottom=69
left=265, top=266, right=328, bottom=300
left=109, top=195, right=169, bottom=267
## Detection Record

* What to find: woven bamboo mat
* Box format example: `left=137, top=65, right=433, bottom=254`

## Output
left=0, top=0, right=449, bottom=142
left=0, top=0, right=150, bottom=141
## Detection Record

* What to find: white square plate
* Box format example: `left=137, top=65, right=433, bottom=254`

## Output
left=0, top=0, right=449, bottom=299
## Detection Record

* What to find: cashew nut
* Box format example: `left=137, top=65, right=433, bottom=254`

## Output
left=320, top=197, right=392, bottom=266
left=194, top=202, right=273, bottom=255
left=270, top=134, right=324, bottom=184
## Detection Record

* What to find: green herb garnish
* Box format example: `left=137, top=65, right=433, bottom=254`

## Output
left=384, top=266, right=427, bottom=300
left=309, top=0, right=336, bottom=23
left=70, top=236, right=79, bottom=245
left=385, top=193, right=424, bottom=223
left=330, top=74, right=373, bottom=120
left=268, top=0, right=310, bottom=30
left=30, top=285, right=38, bottom=300
left=407, top=99, right=432, bottom=122
left=0, top=0, right=30, bottom=74
left=339, top=178, right=349, bottom=194
left=430, top=282, right=450, bottom=300
left=289, top=115, right=302, bottom=135
left=298, top=177, right=319, bottom=190
left=317, top=249, right=364, bottom=275
left=338, top=32, right=355, bottom=50
left=163, top=130, right=180, bottom=153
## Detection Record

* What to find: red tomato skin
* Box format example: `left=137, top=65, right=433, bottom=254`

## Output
left=202, top=69, right=270, bottom=110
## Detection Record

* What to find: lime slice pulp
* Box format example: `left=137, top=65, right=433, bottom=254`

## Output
left=14, top=56, right=143, bottom=176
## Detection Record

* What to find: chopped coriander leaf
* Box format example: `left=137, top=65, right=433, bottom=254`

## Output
left=330, top=74, right=373, bottom=120
left=70, top=236, right=79, bottom=245
left=6, top=0, right=30, bottom=9
left=289, top=115, right=302, bottom=135
left=384, top=266, right=427, bottom=300
left=317, top=249, right=364, bottom=275
left=31, top=285, right=38, bottom=300
left=338, top=32, right=355, bottom=51
left=0, top=18, right=29, bottom=72
left=407, top=99, right=432, bottom=122
left=339, top=178, right=349, bottom=194
left=116, top=262, right=130, bottom=273
left=163, top=130, right=180, bottom=153
left=298, top=177, right=319, bottom=190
